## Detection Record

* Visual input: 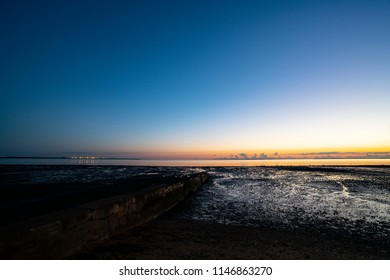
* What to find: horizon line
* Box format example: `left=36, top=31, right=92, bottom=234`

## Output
left=2, top=153, right=390, bottom=161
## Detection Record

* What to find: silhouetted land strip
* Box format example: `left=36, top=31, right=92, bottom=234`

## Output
left=272, top=165, right=390, bottom=173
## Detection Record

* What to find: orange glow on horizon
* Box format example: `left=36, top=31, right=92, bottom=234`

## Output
left=115, top=145, right=390, bottom=159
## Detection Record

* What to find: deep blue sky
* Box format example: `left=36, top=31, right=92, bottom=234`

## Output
left=1, top=0, right=389, bottom=158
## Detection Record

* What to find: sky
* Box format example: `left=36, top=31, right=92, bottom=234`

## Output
left=1, top=0, right=389, bottom=159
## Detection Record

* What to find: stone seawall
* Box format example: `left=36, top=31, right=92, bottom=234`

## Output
left=0, top=172, right=208, bottom=259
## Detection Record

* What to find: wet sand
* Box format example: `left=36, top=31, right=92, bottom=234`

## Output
left=2, top=165, right=389, bottom=260
left=70, top=210, right=390, bottom=260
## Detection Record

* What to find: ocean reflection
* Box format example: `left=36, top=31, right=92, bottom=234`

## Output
left=1, top=158, right=390, bottom=166
left=70, top=159, right=96, bottom=165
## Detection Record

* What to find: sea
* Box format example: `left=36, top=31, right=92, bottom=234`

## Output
left=1, top=158, right=390, bottom=244
left=0, top=157, right=390, bottom=166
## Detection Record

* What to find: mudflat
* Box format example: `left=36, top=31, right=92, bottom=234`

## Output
left=70, top=210, right=390, bottom=260
left=2, top=165, right=389, bottom=260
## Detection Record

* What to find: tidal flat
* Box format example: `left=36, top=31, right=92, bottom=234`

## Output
left=72, top=165, right=390, bottom=259
left=1, top=165, right=389, bottom=259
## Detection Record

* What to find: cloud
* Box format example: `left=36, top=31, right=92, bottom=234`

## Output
left=301, top=151, right=340, bottom=155
left=216, top=151, right=390, bottom=160
left=239, top=153, right=249, bottom=159
left=259, top=153, right=267, bottom=159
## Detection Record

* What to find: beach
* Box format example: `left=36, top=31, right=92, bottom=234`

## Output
left=1, top=164, right=389, bottom=259
left=71, top=165, right=390, bottom=259
left=70, top=207, right=390, bottom=260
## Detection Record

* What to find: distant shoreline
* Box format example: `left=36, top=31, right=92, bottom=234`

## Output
left=0, top=156, right=141, bottom=160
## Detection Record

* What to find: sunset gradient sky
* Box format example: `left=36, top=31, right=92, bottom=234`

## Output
left=1, top=0, right=389, bottom=159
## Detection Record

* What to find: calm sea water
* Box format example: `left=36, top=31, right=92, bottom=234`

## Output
left=0, top=158, right=389, bottom=166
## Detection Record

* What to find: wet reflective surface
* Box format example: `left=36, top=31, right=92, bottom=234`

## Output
left=179, top=167, right=390, bottom=244
left=1, top=158, right=390, bottom=166
left=1, top=165, right=389, bottom=244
